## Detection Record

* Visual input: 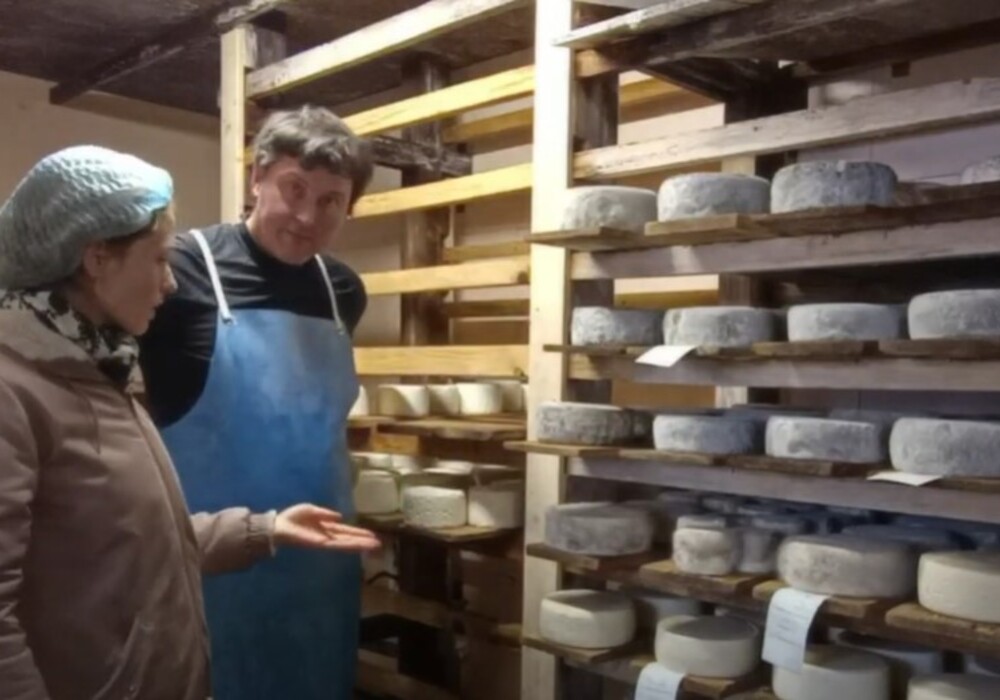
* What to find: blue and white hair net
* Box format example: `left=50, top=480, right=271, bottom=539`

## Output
left=0, top=145, right=174, bottom=288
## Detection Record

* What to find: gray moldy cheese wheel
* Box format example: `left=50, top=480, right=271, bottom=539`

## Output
left=663, top=306, right=776, bottom=348
left=535, top=401, right=635, bottom=446
left=766, top=416, right=888, bottom=464
left=778, top=535, right=918, bottom=598
left=560, top=185, right=657, bottom=232
left=652, top=414, right=762, bottom=455
left=771, top=161, right=898, bottom=213
left=908, top=290, right=1000, bottom=340
left=960, top=155, right=1000, bottom=185
left=656, top=172, right=770, bottom=221
left=786, top=303, right=905, bottom=342
left=544, top=502, right=654, bottom=556
left=890, top=417, right=1000, bottom=478
left=570, top=306, right=664, bottom=346
left=672, top=526, right=742, bottom=575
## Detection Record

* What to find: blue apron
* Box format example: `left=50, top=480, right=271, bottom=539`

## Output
left=160, top=230, right=360, bottom=700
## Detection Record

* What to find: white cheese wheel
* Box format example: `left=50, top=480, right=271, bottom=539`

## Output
left=539, top=589, right=637, bottom=649
left=468, top=481, right=523, bottom=528
left=766, top=416, right=888, bottom=464
left=354, top=471, right=400, bottom=515
left=621, top=500, right=689, bottom=545
left=389, top=453, right=427, bottom=475
left=890, top=418, right=1000, bottom=478
left=653, top=414, right=762, bottom=455
left=491, top=380, right=525, bottom=412
left=536, top=401, right=634, bottom=446
left=771, top=161, right=898, bottom=213
left=545, top=502, right=654, bottom=556
left=752, top=514, right=812, bottom=536
left=778, top=535, right=918, bottom=598
left=960, top=156, right=1000, bottom=185
left=909, top=674, right=1000, bottom=699
left=560, top=186, right=657, bottom=233
left=429, top=459, right=476, bottom=475
left=426, top=384, right=462, bottom=416
left=377, top=385, right=430, bottom=418
left=787, top=303, right=905, bottom=342
left=739, top=528, right=783, bottom=574
left=657, top=172, right=770, bottom=221
left=908, top=290, right=1000, bottom=340
left=834, top=630, right=944, bottom=697
left=455, top=383, right=503, bottom=416
left=570, top=306, right=664, bottom=346
left=673, top=527, right=742, bottom=575
left=663, top=306, right=776, bottom=348
left=349, top=386, right=370, bottom=417
left=621, top=587, right=702, bottom=628
left=918, top=552, right=1000, bottom=623
left=401, top=486, right=467, bottom=528
left=654, top=614, right=761, bottom=678
left=841, top=525, right=964, bottom=552
left=773, top=646, right=891, bottom=700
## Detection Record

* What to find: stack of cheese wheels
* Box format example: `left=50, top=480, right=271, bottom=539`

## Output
left=539, top=589, right=636, bottom=649
left=377, top=385, right=430, bottom=417
left=834, top=630, right=944, bottom=698
left=455, top=382, right=503, bottom=416
left=890, top=418, right=1000, bottom=478
left=663, top=306, right=776, bottom=348
left=620, top=586, right=702, bottom=628
left=770, top=161, right=898, bottom=213
left=961, top=155, right=1000, bottom=184
left=653, top=413, right=762, bottom=455
left=570, top=306, right=664, bottom=346
left=354, top=471, right=399, bottom=515
left=657, top=172, right=770, bottom=220
left=777, top=535, right=918, bottom=598
left=918, top=552, right=1000, bottom=623
left=544, top=502, right=654, bottom=556
left=786, top=303, right=905, bottom=342
left=654, top=615, right=761, bottom=678
left=560, top=185, right=657, bottom=233
left=672, top=516, right=742, bottom=575
left=908, top=290, right=1000, bottom=340
left=468, top=480, right=524, bottom=528
left=908, top=674, right=1000, bottom=699
left=766, top=415, right=889, bottom=464
left=401, top=485, right=467, bottom=529
left=491, top=379, right=526, bottom=413
left=536, top=401, right=635, bottom=446
left=426, top=384, right=462, bottom=416
left=349, top=386, right=370, bottom=417
left=773, top=645, right=891, bottom=700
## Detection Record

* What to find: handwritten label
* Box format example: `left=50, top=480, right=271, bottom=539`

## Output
left=636, top=345, right=697, bottom=368
left=762, top=587, right=829, bottom=672
left=867, top=471, right=942, bottom=487
left=635, top=662, right=684, bottom=700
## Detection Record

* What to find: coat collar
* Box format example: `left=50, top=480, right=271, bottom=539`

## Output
left=0, top=309, right=107, bottom=383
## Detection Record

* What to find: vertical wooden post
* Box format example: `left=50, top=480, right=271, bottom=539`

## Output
left=220, top=26, right=250, bottom=223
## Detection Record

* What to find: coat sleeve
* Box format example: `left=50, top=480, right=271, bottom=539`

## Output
left=0, top=379, right=51, bottom=700
left=189, top=509, right=277, bottom=575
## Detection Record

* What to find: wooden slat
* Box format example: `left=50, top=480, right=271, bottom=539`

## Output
left=879, top=337, right=1000, bottom=360
left=522, top=634, right=649, bottom=665
left=442, top=241, right=531, bottom=263
left=443, top=299, right=529, bottom=318
left=363, top=257, right=530, bottom=295
left=220, top=26, right=250, bottom=223
left=354, top=345, right=528, bottom=377
left=886, top=603, right=1000, bottom=657
left=639, top=559, right=770, bottom=601
left=752, top=581, right=901, bottom=621
left=452, top=319, right=530, bottom=345
left=367, top=416, right=527, bottom=442
left=246, top=0, right=530, bottom=97
left=615, top=288, right=719, bottom=309
left=348, top=431, right=524, bottom=466
left=526, top=542, right=665, bottom=572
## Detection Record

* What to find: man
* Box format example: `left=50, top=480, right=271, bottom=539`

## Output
left=139, top=106, right=377, bottom=700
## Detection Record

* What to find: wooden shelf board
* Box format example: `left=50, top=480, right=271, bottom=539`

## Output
left=880, top=337, right=1000, bottom=360
left=752, top=581, right=902, bottom=622
left=886, top=603, right=1000, bottom=657
left=543, top=343, right=646, bottom=357
left=521, top=634, right=648, bottom=665
left=359, top=514, right=516, bottom=544
left=362, top=256, right=530, bottom=296
left=504, top=440, right=626, bottom=458
left=530, top=226, right=643, bottom=251
left=727, top=454, right=878, bottom=478
left=351, top=415, right=527, bottom=442
left=625, top=658, right=766, bottom=700
left=638, top=560, right=770, bottom=601
left=354, top=345, right=528, bottom=378
left=526, top=542, right=665, bottom=572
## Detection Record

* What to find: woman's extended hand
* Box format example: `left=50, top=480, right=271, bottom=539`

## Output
left=274, top=504, right=381, bottom=552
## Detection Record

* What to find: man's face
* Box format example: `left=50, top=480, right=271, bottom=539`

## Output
left=247, top=155, right=354, bottom=264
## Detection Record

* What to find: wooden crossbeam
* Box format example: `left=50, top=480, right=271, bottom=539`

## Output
left=362, top=257, right=530, bottom=295
left=371, top=135, right=472, bottom=177
left=50, top=0, right=285, bottom=104
left=643, top=57, right=790, bottom=101
left=354, top=345, right=528, bottom=377
left=443, top=299, right=529, bottom=318
left=442, top=241, right=530, bottom=263
left=452, top=320, right=529, bottom=344
left=246, top=0, right=530, bottom=98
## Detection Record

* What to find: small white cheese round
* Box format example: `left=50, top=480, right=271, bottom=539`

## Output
left=426, top=384, right=462, bottom=416
left=655, top=614, right=761, bottom=678
left=539, top=589, right=637, bottom=649
left=673, top=527, right=742, bottom=576
left=455, top=383, right=503, bottom=416
left=468, top=480, right=523, bottom=529
left=377, top=385, right=430, bottom=418
left=354, top=471, right=400, bottom=515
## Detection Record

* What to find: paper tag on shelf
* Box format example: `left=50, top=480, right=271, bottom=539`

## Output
left=867, top=471, right=942, bottom=487
left=762, top=587, right=829, bottom=672
left=636, top=345, right=697, bottom=368
left=635, top=662, right=684, bottom=700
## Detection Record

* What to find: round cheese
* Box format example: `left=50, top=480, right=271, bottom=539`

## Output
left=841, top=525, right=964, bottom=552
left=429, top=459, right=475, bottom=475
left=389, top=453, right=427, bottom=475
left=570, top=306, right=663, bottom=346
left=673, top=527, right=742, bottom=575
left=767, top=416, right=888, bottom=464
left=752, top=514, right=812, bottom=536
left=455, top=383, right=503, bottom=416
left=778, top=535, right=918, bottom=598
left=655, top=614, right=761, bottom=678
left=491, top=380, right=526, bottom=413
left=739, top=528, right=783, bottom=574
left=536, top=401, right=634, bottom=446
left=353, top=452, right=394, bottom=470
left=787, top=303, right=905, bottom=342
left=918, top=552, right=1000, bottom=623
left=401, top=486, right=467, bottom=529
left=621, top=499, right=691, bottom=545
left=426, top=384, right=462, bottom=416
left=349, top=386, right=370, bottom=417
left=772, top=645, right=891, bottom=700
left=663, top=306, right=776, bottom=348
left=908, top=290, right=1000, bottom=340
left=960, top=155, right=1000, bottom=185
left=834, top=630, right=944, bottom=697
left=771, top=161, right=898, bottom=213
left=468, top=481, right=523, bottom=529
left=909, top=674, right=1000, bottom=699
left=545, top=502, right=654, bottom=556
left=539, top=589, right=637, bottom=649
left=890, top=418, right=1000, bottom=478
left=377, top=385, right=430, bottom=418
left=560, top=185, right=657, bottom=233
left=653, top=414, right=762, bottom=455
left=657, top=172, right=770, bottom=221
left=354, top=471, right=400, bottom=515
left=621, top=587, right=703, bottom=628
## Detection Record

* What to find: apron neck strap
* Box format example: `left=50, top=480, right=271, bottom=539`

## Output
left=190, top=229, right=234, bottom=323
left=314, top=255, right=345, bottom=332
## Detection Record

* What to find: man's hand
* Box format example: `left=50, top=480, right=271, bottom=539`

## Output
left=274, top=504, right=381, bottom=552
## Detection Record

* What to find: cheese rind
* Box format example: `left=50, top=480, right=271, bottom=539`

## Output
left=491, top=380, right=525, bottom=412
left=771, top=161, right=898, bottom=213
left=657, top=172, right=771, bottom=221
left=354, top=471, right=400, bottom=515
left=673, top=527, right=743, bottom=575
left=570, top=306, right=664, bottom=346
left=654, top=614, right=761, bottom=678
left=536, top=401, right=635, bottom=446
left=767, top=416, right=888, bottom=464
left=377, top=385, right=430, bottom=418
left=539, top=590, right=637, bottom=649
left=908, top=674, right=1000, bottom=699
left=468, top=481, right=524, bottom=528
left=455, top=383, right=503, bottom=416
left=834, top=630, right=944, bottom=697
left=664, top=306, right=776, bottom=348
left=545, top=502, right=654, bottom=556
left=778, top=535, right=918, bottom=598
left=561, top=185, right=657, bottom=233
left=787, top=303, right=905, bottom=342
left=918, top=552, right=1000, bottom=623
left=426, top=384, right=462, bottom=416
left=653, top=414, right=762, bottom=455
left=890, top=418, right=1000, bottom=478
left=772, top=646, right=891, bottom=700
left=908, top=290, right=1000, bottom=340
left=401, top=486, right=467, bottom=528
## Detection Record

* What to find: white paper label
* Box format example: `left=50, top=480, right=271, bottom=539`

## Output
left=635, top=662, right=684, bottom=700
left=762, top=587, right=829, bottom=672
left=867, top=470, right=942, bottom=486
left=636, top=345, right=697, bottom=368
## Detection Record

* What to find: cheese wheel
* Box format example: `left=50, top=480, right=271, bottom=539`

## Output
left=673, top=527, right=742, bottom=575
left=834, top=630, right=944, bottom=697
left=663, top=306, right=776, bottom=348
left=539, top=589, right=637, bottom=649
left=772, top=645, right=891, bottom=700
left=652, top=414, right=762, bottom=455
left=621, top=587, right=702, bottom=628
left=536, top=401, right=634, bottom=446
left=560, top=185, right=657, bottom=233
left=655, top=614, right=761, bottom=678
left=841, top=525, right=965, bottom=552
left=767, top=416, right=888, bottom=464
left=455, top=383, right=503, bottom=416
left=353, top=452, right=394, bottom=470
left=377, top=385, right=430, bottom=418
left=778, top=535, right=918, bottom=598
left=401, top=486, right=467, bottom=528
left=908, top=674, right=1000, bottom=699
left=491, top=380, right=525, bottom=413
left=389, top=453, right=427, bottom=475
left=739, top=528, right=783, bottom=574
left=890, top=418, right=1000, bottom=478
left=354, top=471, right=400, bottom=515
left=909, top=290, right=1000, bottom=340
left=570, top=306, right=664, bottom=346
left=426, top=384, right=462, bottom=416
left=545, top=502, right=654, bottom=556
left=787, top=303, right=905, bottom=342
left=961, top=156, right=1000, bottom=185
left=771, top=161, right=897, bottom=213
left=349, top=386, right=370, bottom=417
left=468, top=481, right=523, bottom=528
left=621, top=499, right=694, bottom=545
left=918, top=552, right=1000, bottom=623
left=657, top=173, right=770, bottom=221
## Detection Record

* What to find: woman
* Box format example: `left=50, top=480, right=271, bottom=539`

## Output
left=0, top=145, right=380, bottom=700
